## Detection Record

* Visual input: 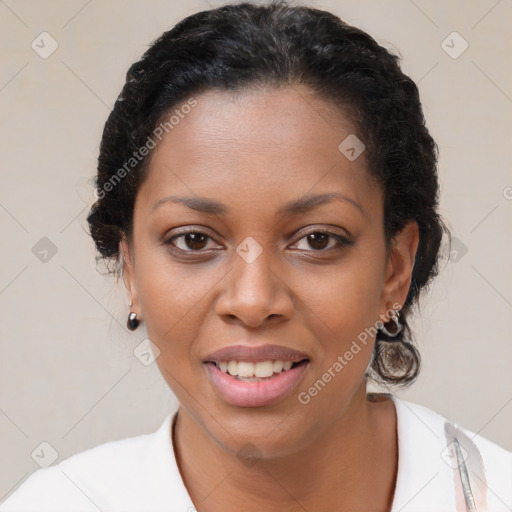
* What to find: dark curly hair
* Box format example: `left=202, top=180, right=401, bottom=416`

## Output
left=86, top=0, right=447, bottom=388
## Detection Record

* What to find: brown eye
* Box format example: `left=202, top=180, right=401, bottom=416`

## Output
left=305, top=233, right=330, bottom=250
left=165, top=230, right=217, bottom=252
left=294, top=230, right=351, bottom=252
left=182, top=232, right=208, bottom=250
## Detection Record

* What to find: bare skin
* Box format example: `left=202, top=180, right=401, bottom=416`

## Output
left=121, top=85, right=419, bottom=511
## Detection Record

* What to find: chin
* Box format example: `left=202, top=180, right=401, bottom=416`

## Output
left=200, top=401, right=317, bottom=459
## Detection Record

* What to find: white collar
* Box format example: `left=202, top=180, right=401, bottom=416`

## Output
left=390, top=395, right=458, bottom=511
left=137, top=396, right=493, bottom=511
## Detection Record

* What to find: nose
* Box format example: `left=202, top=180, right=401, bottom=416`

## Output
left=214, top=244, right=295, bottom=328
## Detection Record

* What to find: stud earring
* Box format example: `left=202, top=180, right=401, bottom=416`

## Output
left=127, top=312, right=139, bottom=331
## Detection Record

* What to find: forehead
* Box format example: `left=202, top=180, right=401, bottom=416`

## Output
left=136, top=86, right=379, bottom=217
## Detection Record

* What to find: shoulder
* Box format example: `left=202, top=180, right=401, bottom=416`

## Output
left=391, top=395, right=512, bottom=511
left=397, top=397, right=512, bottom=463
left=0, top=415, right=177, bottom=512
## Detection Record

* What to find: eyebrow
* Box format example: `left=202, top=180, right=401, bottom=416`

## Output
left=151, top=192, right=363, bottom=217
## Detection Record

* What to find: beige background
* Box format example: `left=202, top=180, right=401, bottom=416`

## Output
left=1, top=0, right=511, bottom=501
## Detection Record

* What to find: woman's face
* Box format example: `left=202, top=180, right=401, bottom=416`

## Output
left=121, top=86, right=418, bottom=457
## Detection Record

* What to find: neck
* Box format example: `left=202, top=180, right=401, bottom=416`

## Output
left=173, top=382, right=398, bottom=512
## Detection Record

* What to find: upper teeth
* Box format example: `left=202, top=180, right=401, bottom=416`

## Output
left=216, top=360, right=294, bottom=378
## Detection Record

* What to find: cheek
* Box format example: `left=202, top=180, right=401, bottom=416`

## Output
left=293, top=250, right=385, bottom=417
left=137, top=261, right=213, bottom=404
left=134, top=246, right=217, bottom=362
left=301, top=248, right=386, bottom=345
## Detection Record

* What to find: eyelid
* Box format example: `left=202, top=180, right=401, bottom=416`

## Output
left=292, top=224, right=353, bottom=240
left=164, top=225, right=218, bottom=240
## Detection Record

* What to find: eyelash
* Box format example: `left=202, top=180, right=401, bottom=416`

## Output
left=163, top=227, right=352, bottom=254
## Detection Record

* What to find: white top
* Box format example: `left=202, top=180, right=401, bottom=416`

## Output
left=1, top=396, right=511, bottom=511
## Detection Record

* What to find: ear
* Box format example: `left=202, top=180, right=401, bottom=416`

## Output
left=120, top=235, right=140, bottom=315
left=380, top=221, right=420, bottom=314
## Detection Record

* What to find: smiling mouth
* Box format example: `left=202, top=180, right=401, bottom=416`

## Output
left=204, top=359, right=310, bottom=382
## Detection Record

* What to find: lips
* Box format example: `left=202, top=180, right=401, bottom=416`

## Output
left=204, top=344, right=310, bottom=363
left=203, top=344, right=310, bottom=407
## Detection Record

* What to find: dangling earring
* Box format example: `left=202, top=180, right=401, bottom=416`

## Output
left=127, top=299, right=140, bottom=331
left=378, top=309, right=403, bottom=338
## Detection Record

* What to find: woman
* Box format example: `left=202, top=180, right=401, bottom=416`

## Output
left=2, top=2, right=510, bottom=511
